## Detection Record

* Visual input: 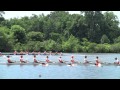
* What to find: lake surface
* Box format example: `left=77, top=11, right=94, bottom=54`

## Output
left=0, top=53, right=120, bottom=79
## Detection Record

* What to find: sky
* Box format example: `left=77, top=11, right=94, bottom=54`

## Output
left=3, top=11, right=120, bottom=21
left=4, top=11, right=81, bottom=19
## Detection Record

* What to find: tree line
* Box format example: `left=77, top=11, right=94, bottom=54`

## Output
left=0, top=11, right=120, bottom=53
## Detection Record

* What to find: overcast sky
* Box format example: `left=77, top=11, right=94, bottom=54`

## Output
left=4, top=11, right=120, bottom=21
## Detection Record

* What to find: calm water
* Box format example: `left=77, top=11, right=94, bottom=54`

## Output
left=0, top=53, right=120, bottom=79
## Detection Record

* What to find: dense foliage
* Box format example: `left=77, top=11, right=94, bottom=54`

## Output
left=1, top=11, right=120, bottom=53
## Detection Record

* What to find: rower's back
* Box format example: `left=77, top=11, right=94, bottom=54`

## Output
left=95, top=56, right=102, bottom=67
left=46, top=56, right=50, bottom=63
left=84, top=56, right=89, bottom=63
left=114, top=58, right=119, bottom=64
left=59, top=57, right=63, bottom=63
left=20, top=55, right=26, bottom=63
left=71, top=55, right=74, bottom=63
left=34, top=55, right=39, bottom=63
left=7, top=56, right=13, bottom=63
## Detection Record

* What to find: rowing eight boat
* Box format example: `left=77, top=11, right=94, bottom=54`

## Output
left=0, top=61, right=120, bottom=66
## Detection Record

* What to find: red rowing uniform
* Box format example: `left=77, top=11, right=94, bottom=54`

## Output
left=96, top=59, right=100, bottom=63
left=59, top=57, right=63, bottom=63
left=95, top=59, right=101, bottom=67
left=71, top=56, right=74, bottom=63
left=7, top=57, right=14, bottom=63
left=20, top=56, right=26, bottom=63
left=34, top=57, right=39, bottom=63
left=46, top=58, right=50, bottom=63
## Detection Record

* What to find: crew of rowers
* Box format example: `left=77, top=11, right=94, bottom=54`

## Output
left=7, top=55, right=27, bottom=63
left=13, top=50, right=63, bottom=55
left=6, top=55, right=120, bottom=67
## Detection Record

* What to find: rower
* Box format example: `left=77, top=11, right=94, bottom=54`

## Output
left=32, top=51, right=35, bottom=55
left=7, top=56, right=15, bottom=63
left=43, top=51, right=47, bottom=55
left=26, top=51, right=29, bottom=55
left=38, top=51, right=41, bottom=55
left=84, top=56, right=89, bottom=63
left=49, top=51, right=52, bottom=55
left=71, top=55, right=75, bottom=63
left=14, top=50, right=17, bottom=55
left=55, top=52, right=58, bottom=55
left=114, top=58, right=120, bottom=64
left=95, top=56, right=102, bottom=67
left=46, top=56, right=50, bottom=63
left=60, top=52, right=63, bottom=56
left=20, top=51, right=23, bottom=55
left=59, top=56, right=64, bottom=63
left=33, top=55, right=39, bottom=63
left=20, top=55, right=27, bottom=63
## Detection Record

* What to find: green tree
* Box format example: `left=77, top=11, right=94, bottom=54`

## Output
left=114, top=36, right=120, bottom=43
left=27, top=31, right=44, bottom=41
left=62, top=34, right=80, bottom=52
left=101, top=34, right=110, bottom=44
left=0, top=26, right=13, bottom=51
left=11, top=25, right=26, bottom=43
left=49, top=32, right=60, bottom=41
left=103, top=11, right=120, bottom=43
left=81, top=11, right=105, bottom=43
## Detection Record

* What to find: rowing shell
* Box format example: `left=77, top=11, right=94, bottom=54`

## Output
left=0, top=60, right=70, bottom=66
left=77, top=62, right=120, bottom=66
left=0, top=61, right=120, bottom=66
left=0, top=62, right=42, bottom=65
